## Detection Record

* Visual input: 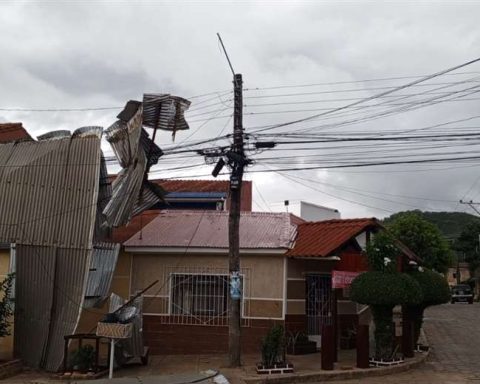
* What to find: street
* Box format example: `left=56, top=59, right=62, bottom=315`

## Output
left=331, top=303, right=480, bottom=384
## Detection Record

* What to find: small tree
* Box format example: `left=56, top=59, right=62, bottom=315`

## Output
left=454, top=221, right=480, bottom=276
left=406, top=268, right=450, bottom=345
left=0, top=274, right=14, bottom=338
left=386, top=212, right=452, bottom=274
left=350, top=232, right=423, bottom=360
left=261, top=325, right=285, bottom=367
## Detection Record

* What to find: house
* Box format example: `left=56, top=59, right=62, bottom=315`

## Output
left=100, top=212, right=417, bottom=355
left=122, top=210, right=298, bottom=354
left=75, top=178, right=254, bottom=334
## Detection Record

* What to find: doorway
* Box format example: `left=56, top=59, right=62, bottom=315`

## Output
left=305, top=274, right=333, bottom=343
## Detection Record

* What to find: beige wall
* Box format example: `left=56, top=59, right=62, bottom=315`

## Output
left=129, top=251, right=286, bottom=320
left=76, top=251, right=132, bottom=334
left=0, top=248, right=13, bottom=360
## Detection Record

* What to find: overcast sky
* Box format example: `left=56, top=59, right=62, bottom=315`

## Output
left=1, top=1, right=480, bottom=219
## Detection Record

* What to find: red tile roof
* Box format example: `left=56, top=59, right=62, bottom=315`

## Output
left=124, top=210, right=298, bottom=250
left=286, top=218, right=380, bottom=258
left=0, top=123, right=32, bottom=143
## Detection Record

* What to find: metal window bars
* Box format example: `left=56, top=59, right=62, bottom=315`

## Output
left=140, top=265, right=251, bottom=327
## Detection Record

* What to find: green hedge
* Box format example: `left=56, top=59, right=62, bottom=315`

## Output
left=350, top=271, right=423, bottom=306
left=408, top=269, right=450, bottom=306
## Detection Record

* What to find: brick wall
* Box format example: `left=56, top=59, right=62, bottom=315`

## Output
left=143, top=316, right=282, bottom=354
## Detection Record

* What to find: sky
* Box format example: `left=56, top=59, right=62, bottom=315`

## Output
left=1, top=0, right=480, bottom=219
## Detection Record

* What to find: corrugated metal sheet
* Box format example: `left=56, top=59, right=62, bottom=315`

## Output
left=104, top=104, right=146, bottom=227
left=104, top=102, right=164, bottom=227
left=0, top=127, right=102, bottom=248
left=142, top=94, right=191, bottom=139
left=1, top=127, right=104, bottom=372
left=93, top=154, right=112, bottom=241
left=43, top=247, right=92, bottom=371
left=124, top=210, right=297, bottom=249
left=14, top=245, right=55, bottom=369
left=84, top=242, right=120, bottom=308
left=286, top=218, right=379, bottom=258
left=14, top=245, right=92, bottom=371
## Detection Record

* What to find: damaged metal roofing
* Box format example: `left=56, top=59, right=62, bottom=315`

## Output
left=0, top=126, right=102, bottom=248
left=84, top=242, right=121, bottom=308
left=0, top=93, right=191, bottom=372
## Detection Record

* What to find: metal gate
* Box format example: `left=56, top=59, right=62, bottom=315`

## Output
left=306, top=274, right=333, bottom=336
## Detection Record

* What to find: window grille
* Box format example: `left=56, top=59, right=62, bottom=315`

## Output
left=140, top=265, right=251, bottom=327
left=171, top=274, right=229, bottom=316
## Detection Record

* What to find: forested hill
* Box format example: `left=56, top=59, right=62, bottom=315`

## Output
left=383, top=210, right=480, bottom=241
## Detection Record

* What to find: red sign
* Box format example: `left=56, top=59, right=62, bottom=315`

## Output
left=332, top=270, right=361, bottom=289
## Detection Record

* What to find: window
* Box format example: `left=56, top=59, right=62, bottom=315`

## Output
left=171, top=274, right=230, bottom=316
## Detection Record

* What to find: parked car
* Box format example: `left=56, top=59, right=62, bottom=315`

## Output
left=451, top=284, right=474, bottom=304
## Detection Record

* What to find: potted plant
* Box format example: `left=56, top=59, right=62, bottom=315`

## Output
left=350, top=232, right=423, bottom=364
left=256, top=325, right=293, bottom=374
left=71, top=344, right=96, bottom=373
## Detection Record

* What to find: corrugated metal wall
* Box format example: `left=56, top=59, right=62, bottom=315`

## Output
left=0, top=128, right=102, bottom=371
left=0, top=130, right=101, bottom=248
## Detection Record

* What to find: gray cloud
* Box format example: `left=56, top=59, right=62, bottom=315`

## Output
left=1, top=1, right=480, bottom=218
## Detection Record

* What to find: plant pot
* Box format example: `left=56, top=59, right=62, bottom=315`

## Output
left=256, top=362, right=294, bottom=375
left=369, top=357, right=404, bottom=367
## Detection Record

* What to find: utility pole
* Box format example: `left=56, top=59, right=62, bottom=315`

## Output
left=214, top=33, right=245, bottom=368
left=228, top=73, right=244, bottom=367
left=459, top=199, right=480, bottom=216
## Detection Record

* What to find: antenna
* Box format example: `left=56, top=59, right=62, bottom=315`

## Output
left=217, top=33, right=236, bottom=77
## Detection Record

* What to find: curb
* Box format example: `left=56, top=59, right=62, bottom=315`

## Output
left=242, top=350, right=429, bottom=384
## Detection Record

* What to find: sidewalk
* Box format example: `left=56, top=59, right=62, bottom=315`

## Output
left=3, top=349, right=428, bottom=384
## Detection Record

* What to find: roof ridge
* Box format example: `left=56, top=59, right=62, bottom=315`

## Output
left=300, top=217, right=377, bottom=225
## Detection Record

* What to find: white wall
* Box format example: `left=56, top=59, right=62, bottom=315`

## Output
left=299, top=201, right=340, bottom=221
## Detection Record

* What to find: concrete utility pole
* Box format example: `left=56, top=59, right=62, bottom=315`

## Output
left=228, top=73, right=244, bottom=367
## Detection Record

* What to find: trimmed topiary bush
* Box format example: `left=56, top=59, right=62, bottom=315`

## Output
left=351, top=271, right=422, bottom=359
left=350, top=272, right=423, bottom=307
left=350, top=231, right=423, bottom=360
left=406, top=268, right=450, bottom=345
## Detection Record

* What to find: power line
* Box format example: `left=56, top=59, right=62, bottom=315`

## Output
left=246, top=57, right=480, bottom=133
left=244, top=71, right=480, bottom=91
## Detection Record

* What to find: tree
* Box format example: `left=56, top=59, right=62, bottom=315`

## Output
left=406, top=268, right=450, bottom=346
left=386, top=212, right=452, bottom=274
left=0, top=274, right=14, bottom=338
left=350, top=232, right=422, bottom=360
left=454, top=221, right=480, bottom=276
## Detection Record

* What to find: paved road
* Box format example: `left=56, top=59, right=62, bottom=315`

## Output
left=332, top=303, right=480, bottom=384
